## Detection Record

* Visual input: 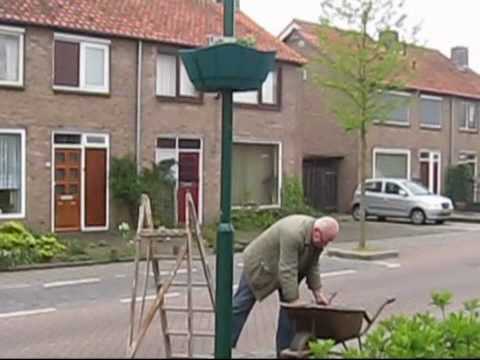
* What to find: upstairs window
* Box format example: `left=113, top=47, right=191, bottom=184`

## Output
left=382, top=92, right=410, bottom=125
left=0, top=26, right=24, bottom=87
left=54, top=34, right=110, bottom=94
left=420, top=95, right=442, bottom=128
left=460, top=102, right=478, bottom=130
left=234, top=68, right=281, bottom=108
left=156, top=52, right=199, bottom=100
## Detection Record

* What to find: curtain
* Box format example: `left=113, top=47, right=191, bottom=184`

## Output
left=0, top=134, right=21, bottom=190
left=375, top=153, right=408, bottom=179
left=262, top=70, right=277, bottom=104
left=421, top=99, right=442, bottom=127
left=0, top=34, right=19, bottom=82
left=85, top=46, right=105, bottom=87
left=157, top=54, right=176, bottom=96
left=179, top=61, right=197, bottom=97
left=233, top=90, right=258, bottom=104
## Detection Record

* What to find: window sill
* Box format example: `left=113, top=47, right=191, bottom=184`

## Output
left=374, top=121, right=410, bottom=128
left=53, top=86, right=111, bottom=97
left=232, top=204, right=281, bottom=210
left=0, top=82, right=24, bottom=90
left=0, top=214, right=26, bottom=220
left=459, top=128, right=479, bottom=134
left=234, top=103, right=281, bottom=112
left=420, top=125, right=442, bottom=131
left=156, top=95, right=203, bottom=105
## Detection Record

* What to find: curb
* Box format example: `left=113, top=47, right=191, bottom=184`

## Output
left=448, top=217, right=480, bottom=224
left=327, top=248, right=399, bottom=261
left=0, top=257, right=136, bottom=273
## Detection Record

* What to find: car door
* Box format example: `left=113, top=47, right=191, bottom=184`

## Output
left=382, top=181, right=411, bottom=217
left=364, top=180, right=384, bottom=215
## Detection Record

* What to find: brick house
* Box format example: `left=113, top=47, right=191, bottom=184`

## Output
left=280, top=19, right=480, bottom=212
left=0, top=0, right=306, bottom=233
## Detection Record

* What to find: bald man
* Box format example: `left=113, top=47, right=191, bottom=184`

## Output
left=231, top=215, right=340, bottom=356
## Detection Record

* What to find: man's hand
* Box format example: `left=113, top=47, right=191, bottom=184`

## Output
left=312, top=289, right=329, bottom=305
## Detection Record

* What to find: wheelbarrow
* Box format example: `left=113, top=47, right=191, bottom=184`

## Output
left=280, top=296, right=396, bottom=358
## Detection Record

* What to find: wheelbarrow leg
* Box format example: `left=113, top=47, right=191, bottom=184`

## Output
left=357, top=337, right=363, bottom=352
left=280, top=331, right=312, bottom=359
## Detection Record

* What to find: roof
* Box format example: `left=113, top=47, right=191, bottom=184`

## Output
left=280, top=19, right=480, bottom=100
left=0, top=0, right=306, bottom=65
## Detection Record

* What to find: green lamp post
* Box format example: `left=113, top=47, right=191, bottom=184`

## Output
left=180, top=1, right=275, bottom=357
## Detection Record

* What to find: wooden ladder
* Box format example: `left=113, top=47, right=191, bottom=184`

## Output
left=126, top=192, right=215, bottom=358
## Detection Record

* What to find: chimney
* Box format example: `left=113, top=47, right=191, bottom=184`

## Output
left=216, top=0, right=240, bottom=10
left=451, top=46, right=469, bottom=71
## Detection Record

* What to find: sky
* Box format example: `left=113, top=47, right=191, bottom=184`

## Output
left=241, top=0, right=480, bottom=73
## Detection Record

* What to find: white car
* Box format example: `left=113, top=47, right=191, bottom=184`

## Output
left=351, top=178, right=454, bottom=225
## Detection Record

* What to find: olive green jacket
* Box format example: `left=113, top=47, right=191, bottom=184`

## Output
left=242, top=215, right=323, bottom=302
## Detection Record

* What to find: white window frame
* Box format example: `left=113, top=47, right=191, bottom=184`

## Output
left=155, top=135, right=204, bottom=224
left=460, top=101, right=478, bottom=131
left=0, top=128, right=26, bottom=219
left=418, top=150, right=442, bottom=194
left=53, top=33, right=110, bottom=94
left=234, top=70, right=279, bottom=106
left=380, top=91, right=411, bottom=126
left=50, top=131, right=110, bottom=233
left=420, top=95, right=443, bottom=129
left=458, top=151, right=478, bottom=202
left=373, top=147, right=411, bottom=180
left=0, top=25, right=25, bottom=87
left=232, top=139, right=283, bottom=210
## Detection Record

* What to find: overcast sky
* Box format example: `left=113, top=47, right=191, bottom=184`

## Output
left=241, top=0, right=480, bottom=72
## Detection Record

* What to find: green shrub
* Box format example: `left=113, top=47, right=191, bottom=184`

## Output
left=309, top=291, right=480, bottom=359
left=445, top=165, right=474, bottom=205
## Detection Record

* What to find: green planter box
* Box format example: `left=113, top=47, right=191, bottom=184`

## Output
left=180, top=43, right=276, bottom=92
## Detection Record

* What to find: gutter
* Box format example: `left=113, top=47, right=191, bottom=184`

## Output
left=136, top=40, right=143, bottom=174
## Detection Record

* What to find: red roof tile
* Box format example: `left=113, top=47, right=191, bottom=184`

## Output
left=0, top=0, right=305, bottom=65
left=284, top=19, right=480, bottom=99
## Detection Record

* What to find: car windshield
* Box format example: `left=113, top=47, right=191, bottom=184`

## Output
left=401, top=181, right=431, bottom=195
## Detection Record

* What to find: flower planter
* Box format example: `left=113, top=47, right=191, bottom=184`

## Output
left=180, top=43, right=276, bottom=92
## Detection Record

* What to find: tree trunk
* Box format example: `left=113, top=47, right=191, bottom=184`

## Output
left=359, top=124, right=367, bottom=249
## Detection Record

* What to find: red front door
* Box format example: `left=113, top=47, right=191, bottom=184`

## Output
left=177, top=152, right=200, bottom=223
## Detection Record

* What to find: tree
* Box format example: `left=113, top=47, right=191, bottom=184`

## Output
left=311, top=0, right=419, bottom=249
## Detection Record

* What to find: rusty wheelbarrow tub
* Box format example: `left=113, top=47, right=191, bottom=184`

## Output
left=280, top=297, right=396, bottom=358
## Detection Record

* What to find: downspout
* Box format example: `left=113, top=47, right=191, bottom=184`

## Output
left=136, top=40, right=143, bottom=174
left=449, top=97, right=455, bottom=166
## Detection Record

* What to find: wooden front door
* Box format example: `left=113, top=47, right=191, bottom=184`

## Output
left=303, top=159, right=338, bottom=211
left=55, top=149, right=81, bottom=231
left=85, top=149, right=107, bottom=228
left=177, top=152, right=200, bottom=223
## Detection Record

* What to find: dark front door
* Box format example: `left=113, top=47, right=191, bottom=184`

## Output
left=177, top=152, right=200, bottom=223
left=85, top=149, right=107, bottom=227
left=303, top=159, right=338, bottom=211
left=420, top=162, right=429, bottom=190
left=55, top=149, right=81, bottom=231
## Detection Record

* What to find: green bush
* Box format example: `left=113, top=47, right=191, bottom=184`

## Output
left=0, top=222, right=66, bottom=268
left=309, top=291, right=480, bottom=359
left=445, top=165, right=474, bottom=205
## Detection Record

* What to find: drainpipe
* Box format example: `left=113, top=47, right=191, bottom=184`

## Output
left=449, top=97, right=455, bottom=166
left=136, top=40, right=143, bottom=175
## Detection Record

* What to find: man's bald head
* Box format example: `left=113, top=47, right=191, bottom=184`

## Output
left=312, top=216, right=340, bottom=248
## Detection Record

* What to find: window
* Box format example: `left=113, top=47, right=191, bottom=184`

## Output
left=374, top=149, right=410, bottom=179
left=156, top=53, right=199, bottom=99
left=0, top=26, right=24, bottom=87
left=0, top=130, right=25, bottom=218
left=460, top=102, right=478, bottom=130
left=54, top=34, right=110, bottom=93
left=365, top=181, right=382, bottom=193
left=234, top=68, right=281, bottom=107
left=232, top=143, right=280, bottom=207
left=385, top=182, right=402, bottom=195
left=382, top=92, right=410, bottom=124
left=421, top=96, right=442, bottom=128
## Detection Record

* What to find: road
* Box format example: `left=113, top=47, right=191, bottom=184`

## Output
left=1, top=222, right=480, bottom=358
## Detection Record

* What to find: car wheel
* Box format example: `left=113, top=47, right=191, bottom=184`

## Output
left=411, top=209, right=426, bottom=225
left=378, top=216, right=387, bottom=222
left=352, top=205, right=361, bottom=221
left=435, top=220, right=445, bottom=225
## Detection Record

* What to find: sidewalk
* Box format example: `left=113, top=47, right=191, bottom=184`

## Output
left=449, top=210, right=480, bottom=223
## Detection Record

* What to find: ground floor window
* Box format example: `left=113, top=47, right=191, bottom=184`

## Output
left=232, top=142, right=280, bottom=207
left=373, top=148, right=410, bottom=179
left=0, top=129, right=25, bottom=218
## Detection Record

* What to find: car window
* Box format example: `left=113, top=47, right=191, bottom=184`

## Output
left=385, top=182, right=402, bottom=195
left=401, top=180, right=430, bottom=195
left=365, top=181, right=382, bottom=193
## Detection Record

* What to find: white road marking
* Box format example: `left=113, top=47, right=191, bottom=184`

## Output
left=373, top=261, right=401, bottom=269
left=148, top=268, right=198, bottom=277
left=115, top=274, right=127, bottom=279
left=43, top=278, right=101, bottom=289
left=321, top=270, right=357, bottom=278
left=0, top=284, right=31, bottom=290
left=120, top=292, right=181, bottom=304
left=0, top=308, right=57, bottom=319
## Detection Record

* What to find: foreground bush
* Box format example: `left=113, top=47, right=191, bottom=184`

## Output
left=0, top=222, right=66, bottom=268
left=310, top=291, right=480, bottom=358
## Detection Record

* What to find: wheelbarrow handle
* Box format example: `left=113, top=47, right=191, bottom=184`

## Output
left=360, top=297, right=396, bottom=337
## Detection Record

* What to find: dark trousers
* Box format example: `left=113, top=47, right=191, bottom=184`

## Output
left=231, top=272, right=296, bottom=356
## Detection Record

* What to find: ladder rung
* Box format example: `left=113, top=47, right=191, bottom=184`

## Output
left=166, top=330, right=215, bottom=338
left=171, top=281, right=208, bottom=287
left=163, top=306, right=214, bottom=313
